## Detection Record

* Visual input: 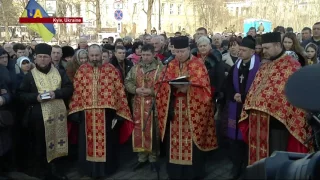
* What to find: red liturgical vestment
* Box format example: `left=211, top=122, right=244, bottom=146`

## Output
left=239, top=55, right=312, bottom=165
left=156, top=57, right=218, bottom=165
left=69, top=63, right=133, bottom=162
left=132, top=64, right=161, bottom=152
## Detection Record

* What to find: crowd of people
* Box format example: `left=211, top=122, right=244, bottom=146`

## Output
left=0, top=21, right=319, bottom=180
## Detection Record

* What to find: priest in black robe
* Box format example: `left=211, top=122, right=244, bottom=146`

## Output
left=225, top=36, right=260, bottom=179
left=18, top=43, right=73, bottom=179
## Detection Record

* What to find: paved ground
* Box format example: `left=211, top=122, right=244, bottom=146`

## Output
left=65, top=141, right=233, bottom=180
left=6, top=140, right=233, bottom=180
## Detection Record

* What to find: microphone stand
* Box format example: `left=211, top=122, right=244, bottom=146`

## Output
left=142, top=61, right=170, bottom=180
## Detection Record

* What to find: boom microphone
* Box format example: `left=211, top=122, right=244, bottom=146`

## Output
left=285, top=64, right=320, bottom=112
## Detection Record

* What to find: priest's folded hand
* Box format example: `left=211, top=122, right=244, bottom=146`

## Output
left=49, top=91, right=55, bottom=99
left=234, top=93, right=242, bottom=103
left=175, top=85, right=189, bottom=93
left=136, top=87, right=145, bottom=96
left=141, top=88, right=152, bottom=96
left=37, top=94, right=42, bottom=102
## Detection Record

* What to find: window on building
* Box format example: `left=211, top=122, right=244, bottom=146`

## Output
left=170, top=4, right=174, bottom=15
left=161, top=3, right=165, bottom=15
left=177, top=4, right=181, bottom=15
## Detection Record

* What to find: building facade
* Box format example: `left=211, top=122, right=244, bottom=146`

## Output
left=62, top=0, right=199, bottom=36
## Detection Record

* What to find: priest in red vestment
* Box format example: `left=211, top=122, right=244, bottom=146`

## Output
left=238, top=32, right=313, bottom=165
left=68, top=44, right=133, bottom=178
left=155, top=36, right=218, bottom=180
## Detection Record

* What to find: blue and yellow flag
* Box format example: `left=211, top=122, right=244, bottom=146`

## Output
left=20, top=0, right=56, bottom=42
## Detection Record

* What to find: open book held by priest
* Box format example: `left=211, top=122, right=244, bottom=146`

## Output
left=168, top=76, right=191, bottom=85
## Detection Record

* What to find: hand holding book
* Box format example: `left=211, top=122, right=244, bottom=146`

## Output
left=168, top=76, right=190, bottom=85
left=169, top=76, right=190, bottom=93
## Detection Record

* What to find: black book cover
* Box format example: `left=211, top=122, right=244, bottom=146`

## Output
left=169, top=76, right=190, bottom=85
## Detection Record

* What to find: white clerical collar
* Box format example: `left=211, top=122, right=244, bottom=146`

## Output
left=236, top=55, right=255, bottom=70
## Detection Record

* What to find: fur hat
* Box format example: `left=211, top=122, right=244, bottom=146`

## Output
left=261, top=32, right=282, bottom=44
left=62, top=46, right=75, bottom=59
left=35, top=43, right=52, bottom=56
left=172, top=36, right=189, bottom=49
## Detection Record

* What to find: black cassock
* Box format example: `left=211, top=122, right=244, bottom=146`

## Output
left=72, top=109, right=123, bottom=178
left=225, top=60, right=251, bottom=177
left=165, top=93, right=206, bottom=180
left=18, top=67, right=73, bottom=178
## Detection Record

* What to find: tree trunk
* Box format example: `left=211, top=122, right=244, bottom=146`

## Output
left=69, top=3, right=74, bottom=36
left=75, top=3, right=81, bottom=37
left=146, top=0, right=154, bottom=33
left=57, top=0, right=67, bottom=41
left=95, top=0, right=101, bottom=34
left=5, top=23, right=10, bottom=41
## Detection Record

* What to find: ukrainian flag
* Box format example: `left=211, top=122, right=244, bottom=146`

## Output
left=20, top=0, right=56, bottom=42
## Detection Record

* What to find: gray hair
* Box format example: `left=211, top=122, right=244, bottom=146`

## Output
left=196, top=36, right=211, bottom=46
left=123, top=36, right=132, bottom=43
left=78, top=37, right=87, bottom=43
left=88, top=44, right=102, bottom=53
left=151, top=35, right=161, bottom=42
left=212, top=34, right=222, bottom=39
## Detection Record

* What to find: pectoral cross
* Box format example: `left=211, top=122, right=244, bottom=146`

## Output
left=239, top=74, right=244, bottom=84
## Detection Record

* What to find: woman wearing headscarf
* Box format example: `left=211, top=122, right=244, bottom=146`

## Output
left=15, top=56, right=32, bottom=86
left=13, top=56, right=32, bottom=171
left=66, top=49, right=88, bottom=82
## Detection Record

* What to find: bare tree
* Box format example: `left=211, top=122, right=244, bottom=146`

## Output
left=190, top=0, right=231, bottom=32
left=56, top=0, right=68, bottom=41
left=94, top=0, right=102, bottom=33
left=86, top=0, right=102, bottom=36
left=248, top=0, right=320, bottom=32
left=74, top=1, right=81, bottom=37
left=0, top=0, right=20, bottom=40
left=142, top=0, right=154, bottom=33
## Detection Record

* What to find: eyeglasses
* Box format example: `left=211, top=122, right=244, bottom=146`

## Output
left=102, top=41, right=108, bottom=43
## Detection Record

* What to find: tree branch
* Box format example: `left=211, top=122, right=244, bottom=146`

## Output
left=87, top=9, right=96, bottom=15
left=142, top=9, right=147, bottom=14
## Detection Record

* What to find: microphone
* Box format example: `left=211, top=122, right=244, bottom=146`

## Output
left=163, top=55, right=175, bottom=64
left=285, top=64, right=320, bottom=112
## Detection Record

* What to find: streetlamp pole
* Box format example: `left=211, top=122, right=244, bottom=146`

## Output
left=158, top=0, right=161, bottom=31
